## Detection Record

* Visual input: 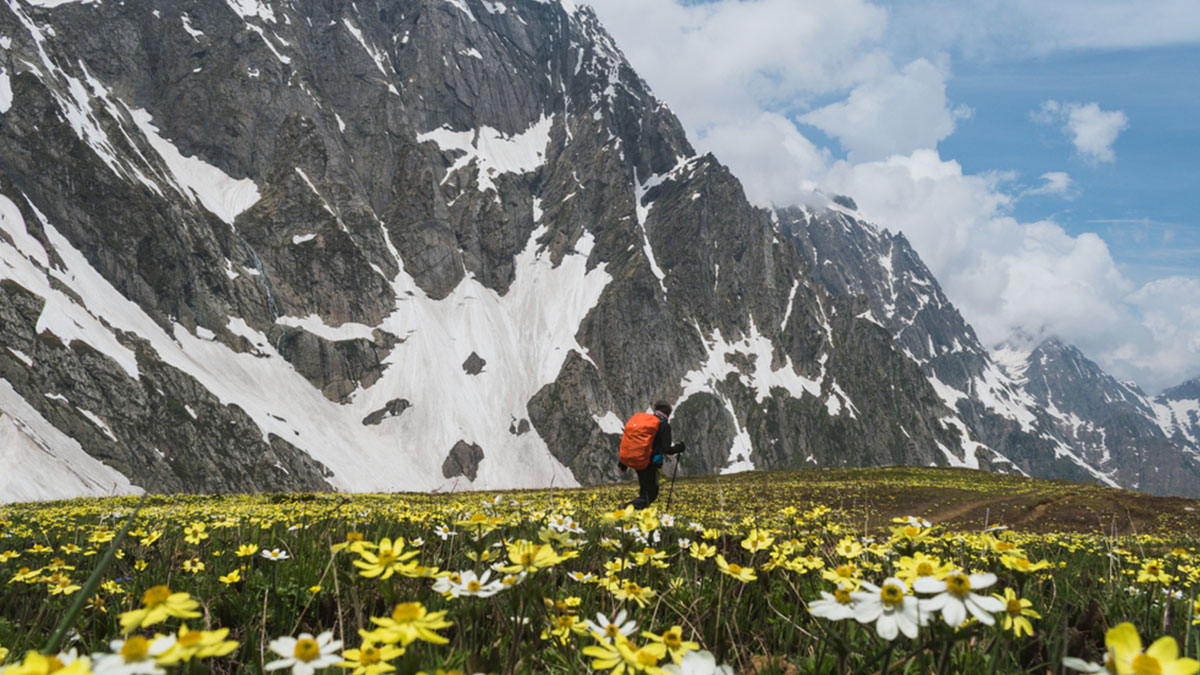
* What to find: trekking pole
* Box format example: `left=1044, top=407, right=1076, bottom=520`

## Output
left=665, top=454, right=680, bottom=512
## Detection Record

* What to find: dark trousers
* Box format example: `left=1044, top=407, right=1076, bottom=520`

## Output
left=629, top=466, right=659, bottom=509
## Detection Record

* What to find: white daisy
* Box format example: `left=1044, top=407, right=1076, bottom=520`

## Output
left=914, top=571, right=1005, bottom=627
left=808, top=585, right=858, bottom=622
left=265, top=631, right=342, bottom=675
left=583, top=609, right=638, bottom=644
left=92, top=635, right=175, bottom=675
left=261, top=548, right=290, bottom=561
left=850, top=578, right=923, bottom=640
left=663, top=649, right=734, bottom=675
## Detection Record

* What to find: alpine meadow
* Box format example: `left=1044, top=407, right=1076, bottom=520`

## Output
left=2, top=0, right=1199, bottom=673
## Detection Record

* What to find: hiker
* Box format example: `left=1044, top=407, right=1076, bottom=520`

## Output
left=618, top=400, right=686, bottom=509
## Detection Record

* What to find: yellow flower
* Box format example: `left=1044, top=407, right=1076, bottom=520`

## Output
left=183, top=522, right=208, bottom=545
left=688, top=542, right=717, bottom=560
left=822, top=563, right=861, bottom=589
left=835, top=536, right=863, bottom=559
left=715, top=555, right=757, bottom=583
left=894, top=552, right=953, bottom=586
left=740, top=529, right=775, bottom=552
left=1105, top=622, right=1199, bottom=675
left=499, top=541, right=574, bottom=574
left=182, top=558, right=205, bottom=574
left=156, top=624, right=239, bottom=664
left=234, top=544, right=259, bottom=557
left=993, top=588, right=1040, bottom=637
left=1000, top=555, right=1052, bottom=574
left=2, top=650, right=92, bottom=674
left=338, top=633, right=404, bottom=675
left=583, top=636, right=669, bottom=674
left=118, top=585, right=202, bottom=634
left=139, top=531, right=162, bottom=546
left=45, top=573, right=81, bottom=596
left=0, top=550, right=19, bottom=562
left=366, top=602, right=452, bottom=646
left=219, top=569, right=242, bottom=584
left=352, top=538, right=419, bottom=579
left=609, top=580, right=656, bottom=607
left=641, top=626, right=699, bottom=665
left=1137, top=559, right=1174, bottom=585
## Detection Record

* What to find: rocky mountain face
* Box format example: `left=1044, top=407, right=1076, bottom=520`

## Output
left=1, top=0, right=1000, bottom=500
left=1157, top=377, right=1200, bottom=449
left=778, top=203, right=1200, bottom=496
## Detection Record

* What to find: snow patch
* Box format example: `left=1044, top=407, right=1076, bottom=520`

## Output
left=291, top=233, right=317, bottom=244
left=275, top=315, right=375, bottom=342
left=441, top=0, right=477, bottom=21
left=129, top=109, right=260, bottom=225
left=481, top=0, right=508, bottom=13
left=7, top=348, right=33, bottom=367
left=0, top=66, right=12, bottom=114
left=225, top=0, right=276, bottom=23
left=181, top=14, right=204, bottom=39
left=596, top=412, right=625, bottom=435
left=418, top=115, right=553, bottom=195
left=77, top=407, right=118, bottom=441
left=458, top=47, right=483, bottom=60
left=1, top=380, right=140, bottom=503
left=342, top=18, right=390, bottom=77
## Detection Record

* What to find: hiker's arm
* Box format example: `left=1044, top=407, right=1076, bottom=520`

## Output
left=666, top=442, right=686, bottom=455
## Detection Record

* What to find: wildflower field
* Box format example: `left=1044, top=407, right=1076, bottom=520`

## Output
left=2, top=467, right=1200, bottom=674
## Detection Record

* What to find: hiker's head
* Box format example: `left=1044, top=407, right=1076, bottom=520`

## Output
left=654, top=400, right=672, bottom=417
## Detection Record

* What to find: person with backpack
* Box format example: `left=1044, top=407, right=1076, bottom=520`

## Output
left=618, top=400, right=686, bottom=509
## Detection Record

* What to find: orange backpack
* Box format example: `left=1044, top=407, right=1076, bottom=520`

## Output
left=619, top=412, right=661, bottom=470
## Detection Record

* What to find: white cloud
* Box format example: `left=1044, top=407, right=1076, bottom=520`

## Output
left=1034, top=100, right=1130, bottom=164
left=696, top=112, right=829, bottom=208
left=587, top=0, right=891, bottom=131
left=1024, top=171, right=1075, bottom=198
left=586, top=0, right=1197, bottom=393
left=820, top=149, right=1198, bottom=392
left=800, top=58, right=970, bottom=162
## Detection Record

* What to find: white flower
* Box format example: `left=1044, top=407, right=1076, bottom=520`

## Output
left=567, top=571, right=596, bottom=583
left=433, top=570, right=505, bottom=598
left=433, top=524, right=457, bottom=540
left=688, top=521, right=704, bottom=533
left=914, top=571, right=1005, bottom=627
left=677, top=537, right=693, bottom=550
left=663, top=650, right=733, bottom=675
left=92, top=635, right=175, bottom=675
left=660, top=514, right=676, bottom=528
left=584, top=609, right=638, bottom=643
left=410, top=537, right=424, bottom=547
left=850, top=578, right=923, bottom=640
left=808, top=586, right=857, bottom=622
left=1062, top=657, right=1106, bottom=673
left=261, top=548, right=290, bottom=561
left=265, top=631, right=342, bottom=674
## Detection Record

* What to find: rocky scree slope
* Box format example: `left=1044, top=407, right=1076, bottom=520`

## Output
left=1, top=0, right=1043, bottom=498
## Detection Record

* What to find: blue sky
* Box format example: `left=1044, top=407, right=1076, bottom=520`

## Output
left=939, top=45, right=1200, bottom=285
left=588, top=0, right=1200, bottom=393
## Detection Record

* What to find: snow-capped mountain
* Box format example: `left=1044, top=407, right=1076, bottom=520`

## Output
left=1157, top=377, right=1200, bottom=449
left=777, top=201, right=1200, bottom=496
left=1, top=0, right=991, bottom=500
left=2, top=0, right=1194, bottom=501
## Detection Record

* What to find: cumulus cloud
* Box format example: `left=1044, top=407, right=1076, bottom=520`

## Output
left=587, top=0, right=1197, bottom=392
left=587, top=0, right=891, bottom=133
left=1034, top=101, right=1130, bottom=164
left=800, top=58, right=971, bottom=162
left=697, top=112, right=829, bottom=208
left=1024, top=171, right=1076, bottom=198
left=820, top=149, right=1198, bottom=392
